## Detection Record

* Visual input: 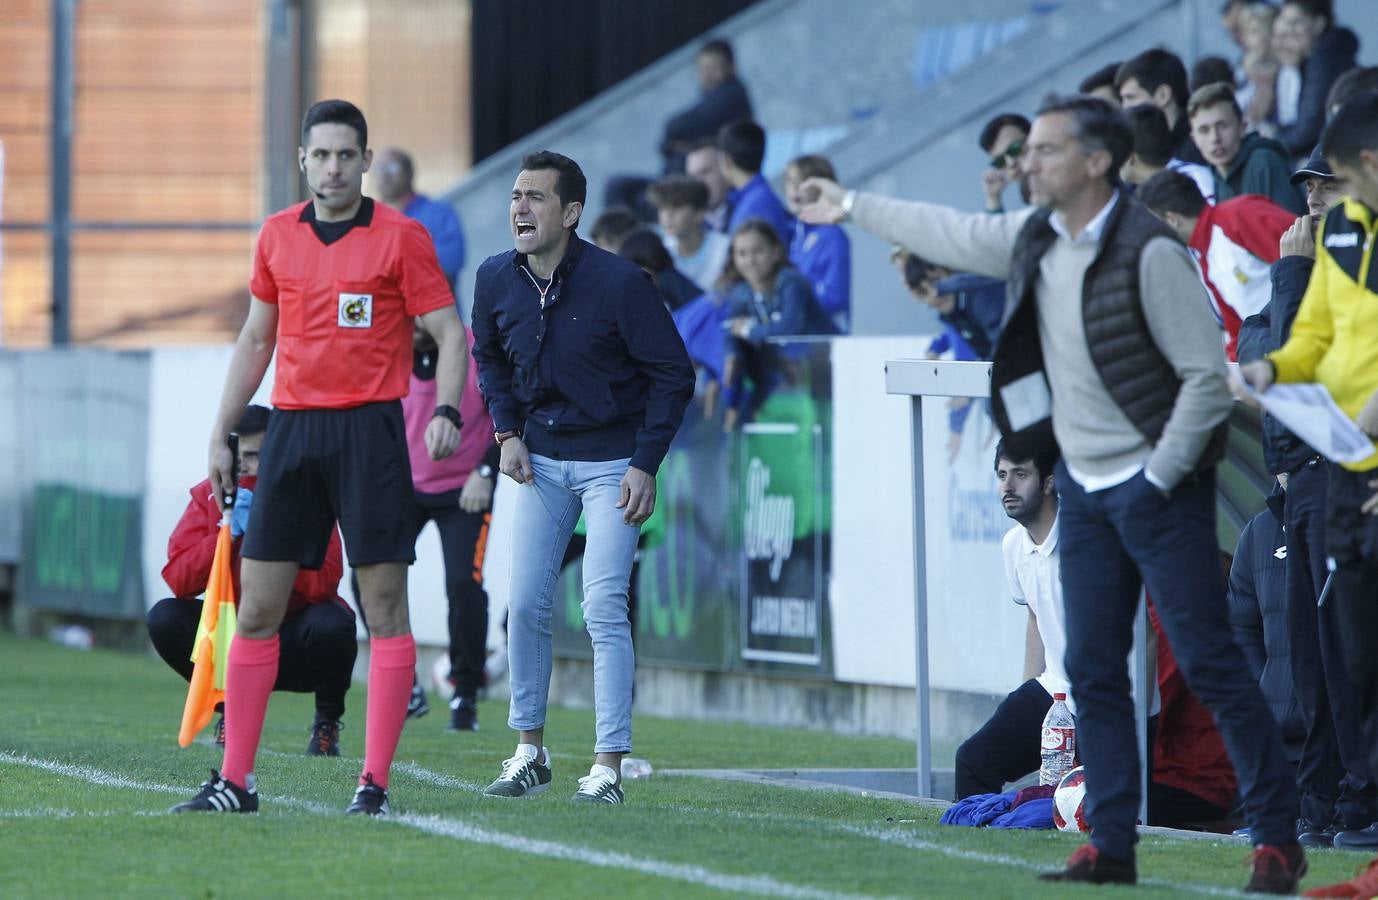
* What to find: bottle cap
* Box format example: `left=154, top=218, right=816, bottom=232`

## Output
left=1053, top=692, right=1067, bottom=700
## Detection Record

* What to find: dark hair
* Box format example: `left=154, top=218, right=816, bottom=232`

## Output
left=718, top=120, right=767, bottom=174
left=1078, top=63, right=1121, bottom=97
left=1115, top=48, right=1190, bottom=110
left=686, top=135, right=719, bottom=156
left=1190, top=55, right=1236, bottom=94
left=1187, top=81, right=1243, bottom=121
left=1125, top=104, right=1175, bottom=168
left=301, top=99, right=368, bottom=150
left=717, top=218, right=788, bottom=291
left=1283, top=0, right=1332, bottom=22
left=1321, top=92, right=1378, bottom=167
left=1326, top=67, right=1378, bottom=119
left=699, top=38, right=734, bottom=67
left=1036, top=93, right=1135, bottom=179
left=235, top=404, right=271, bottom=438
left=518, top=150, right=587, bottom=214
left=902, top=254, right=934, bottom=290
left=978, top=113, right=1031, bottom=153
left=590, top=206, right=642, bottom=250
left=993, top=439, right=1059, bottom=484
left=647, top=175, right=710, bottom=211
left=617, top=228, right=675, bottom=274
left=1137, top=169, right=1207, bottom=219
left=785, top=154, right=836, bottom=182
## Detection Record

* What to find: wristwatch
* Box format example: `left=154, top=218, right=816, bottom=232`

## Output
left=433, top=404, right=463, bottom=430
left=494, top=429, right=519, bottom=445
left=840, top=189, right=858, bottom=221
left=476, top=464, right=495, bottom=479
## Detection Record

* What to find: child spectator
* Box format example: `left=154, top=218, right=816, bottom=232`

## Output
left=646, top=174, right=730, bottom=290
left=783, top=154, right=852, bottom=332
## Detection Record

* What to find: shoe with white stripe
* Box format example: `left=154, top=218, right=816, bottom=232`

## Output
left=572, top=764, right=624, bottom=805
left=170, top=769, right=258, bottom=813
left=345, top=773, right=390, bottom=816
left=483, top=745, right=552, bottom=797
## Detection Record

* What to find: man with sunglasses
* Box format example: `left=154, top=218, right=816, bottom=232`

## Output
left=979, top=113, right=1031, bottom=213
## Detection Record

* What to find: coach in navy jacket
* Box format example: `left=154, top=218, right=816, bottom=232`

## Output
left=471, top=215, right=694, bottom=478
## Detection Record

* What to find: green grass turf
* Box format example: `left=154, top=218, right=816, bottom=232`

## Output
left=0, top=629, right=1365, bottom=898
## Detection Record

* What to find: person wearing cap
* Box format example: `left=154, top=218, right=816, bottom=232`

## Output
left=1235, top=144, right=1373, bottom=850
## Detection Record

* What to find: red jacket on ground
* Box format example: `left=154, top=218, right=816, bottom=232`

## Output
left=161, top=476, right=347, bottom=616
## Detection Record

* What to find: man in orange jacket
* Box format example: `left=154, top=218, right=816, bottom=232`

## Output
left=146, top=404, right=356, bottom=757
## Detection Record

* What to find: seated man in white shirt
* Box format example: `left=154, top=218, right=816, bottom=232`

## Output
left=954, top=442, right=1066, bottom=799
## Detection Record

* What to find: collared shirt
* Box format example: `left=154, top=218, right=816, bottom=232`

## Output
left=1048, top=190, right=1120, bottom=244
left=1003, top=516, right=1072, bottom=712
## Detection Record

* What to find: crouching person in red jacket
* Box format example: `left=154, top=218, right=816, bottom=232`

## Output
left=146, top=404, right=357, bottom=757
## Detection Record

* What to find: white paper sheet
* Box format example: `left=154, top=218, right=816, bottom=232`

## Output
left=1250, top=382, right=1376, bottom=464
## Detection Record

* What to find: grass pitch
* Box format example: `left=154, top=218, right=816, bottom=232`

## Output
left=0, top=629, right=1362, bottom=898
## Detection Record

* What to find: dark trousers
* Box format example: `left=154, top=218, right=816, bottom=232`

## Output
left=954, top=678, right=1051, bottom=799
left=146, top=597, right=356, bottom=721
left=1326, top=465, right=1378, bottom=784
left=1287, top=460, right=1376, bottom=827
left=352, top=493, right=491, bottom=698
left=1057, top=464, right=1295, bottom=859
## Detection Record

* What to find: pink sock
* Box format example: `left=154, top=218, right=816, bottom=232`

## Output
left=221, top=634, right=280, bottom=786
left=361, top=634, right=416, bottom=790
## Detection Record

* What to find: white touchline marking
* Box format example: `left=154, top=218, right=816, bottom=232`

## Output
left=0, top=751, right=875, bottom=900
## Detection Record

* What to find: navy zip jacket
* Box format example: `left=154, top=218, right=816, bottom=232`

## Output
left=1238, top=254, right=1316, bottom=474
left=471, top=236, right=695, bottom=475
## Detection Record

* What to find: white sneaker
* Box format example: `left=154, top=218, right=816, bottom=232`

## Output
left=572, top=764, right=624, bottom=804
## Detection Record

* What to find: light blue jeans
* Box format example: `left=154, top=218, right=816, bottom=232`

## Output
left=506, top=454, right=640, bottom=753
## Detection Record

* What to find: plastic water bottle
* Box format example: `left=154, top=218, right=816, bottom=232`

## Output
left=48, top=624, right=94, bottom=651
left=1039, top=693, right=1076, bottom=786
left=621, top=757, right=654, bottom=780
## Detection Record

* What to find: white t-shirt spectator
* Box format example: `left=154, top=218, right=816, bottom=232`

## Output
left=1003, top=517, right=1073, bottom=713
left=667, top=228, right=729, bottom=292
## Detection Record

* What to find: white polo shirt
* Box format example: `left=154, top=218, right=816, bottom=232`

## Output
left=1003, top=516, right=1072, bottom=713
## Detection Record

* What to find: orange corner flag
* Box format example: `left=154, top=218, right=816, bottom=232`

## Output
left=178, top=518, right=238, bottom=747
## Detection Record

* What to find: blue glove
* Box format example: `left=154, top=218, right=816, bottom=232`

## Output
left=230, top=487, right=254, bottom=538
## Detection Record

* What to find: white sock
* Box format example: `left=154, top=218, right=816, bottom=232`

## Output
left=515, top=742, right=539, bottom=762
left=590, top=763, right=618, bottom=782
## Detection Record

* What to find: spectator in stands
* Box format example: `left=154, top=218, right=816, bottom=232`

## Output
left=1117, top=48, right=1206, bottom=164
left=718, top=120, right=792, bottom=244
left=1138, top=168, right=1294, bottom=359
left=374, top=147, right=465, bottom=288
left=147, top=404, right=355, bottom=758
left=647, top=175, right=729, bottom=291
left=401, top=322, right=499, bottom=732
left=1235, top=2, right=1280, bottom=128
left=1325, top=66, right=1378, bottom=120
left=617, top=228, right=702, bottom=311
left=1226, top=479, right=1307, bottom=769
left=801, top=92, right=1304, bottom=892
left=954, top=442, right=1065, bottom=800
left=1191, top=56, right=1236, bottom=94
left=1262, top=0, right=1358, bottom=159
left=1236, top=146, right=1374, bottom=852
left=604, top=39, right=753, bottom=220
left=979, top=113, right=1031, bottom=213
left=686, top=137, right=732, bottom=233
left=1121, top=105, right=1215, bottom=202
left=590, top=206, right=643, bottom=253
left=1240, top=95, right=1378, bottom=896
left=719, top=219, right=834, bottom=429
left=783, top=154, right=851, bottom=332
left=1079, top=63, right=1122, bottom=105
left=1188, top=82, right=1304, bottom=213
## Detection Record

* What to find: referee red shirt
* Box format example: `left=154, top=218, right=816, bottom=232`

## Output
left=250, top=198, right=455, bottom=409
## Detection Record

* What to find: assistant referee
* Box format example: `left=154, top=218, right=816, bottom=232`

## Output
left=172, top=99, right=468, bottom=817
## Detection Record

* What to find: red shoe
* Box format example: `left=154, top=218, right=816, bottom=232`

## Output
left=1247, top=842, right=1307, bottom=894
left=1303, top=857, right=1378, bottom=897
left=1039, top=844, right=1136, bottom=884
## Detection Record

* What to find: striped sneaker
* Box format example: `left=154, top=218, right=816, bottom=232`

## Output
left=572, top=764, right=624, bottom=805
left=483, top=745, right=552, bottom=797
left=170, top=769, right=258, bottom=814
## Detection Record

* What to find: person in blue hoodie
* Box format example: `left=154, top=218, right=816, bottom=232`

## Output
left=783, top=154, right=851, bottom=332
left=718, top=120, right=793, bottom=245
left=719, top=218, right=835, bottom=429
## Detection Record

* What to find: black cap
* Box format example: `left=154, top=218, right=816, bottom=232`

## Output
left=1291, top=145, right=1334, bottom=185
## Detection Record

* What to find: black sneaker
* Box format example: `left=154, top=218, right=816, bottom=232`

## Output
left=1298, top=815, right=1339, bottom=848
left=306, top=719, right=342, bottom=757
left=170, top=769, right=258, bottom=814
left=448, top=696, right=478, bottom=732
left=483, top=747, right=552, bottom=797
left=1335, top=822, right=1378, bottom=851
left=345, top=773, right=389, bottom=816
left=572, top=764, right=624, bottom=805
left=212, top=715, right=226, bottom=748
left=406, top=675, right=430, bottom=720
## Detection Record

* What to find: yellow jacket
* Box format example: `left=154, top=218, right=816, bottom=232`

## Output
left=1269, top=197, right=1378, bottom=471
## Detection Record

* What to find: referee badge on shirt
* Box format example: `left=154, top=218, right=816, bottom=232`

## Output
left=338, top=292, right=373, bottom=328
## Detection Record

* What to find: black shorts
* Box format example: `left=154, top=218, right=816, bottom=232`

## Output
left=242, top=400, right=415, bottom=568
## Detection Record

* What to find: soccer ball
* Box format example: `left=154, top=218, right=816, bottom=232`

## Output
left=1052, top=766, right=1090, bottom=833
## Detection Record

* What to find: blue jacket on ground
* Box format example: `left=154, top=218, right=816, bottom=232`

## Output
left=790, top=220, right=851, bottom=332
left=471, top=237, right=695, bottom=475
left=403, top=194, right=465, bottom=285
left=726, top=174, right=793, bottom=246
left=940, top=791, right=1014, bottom=826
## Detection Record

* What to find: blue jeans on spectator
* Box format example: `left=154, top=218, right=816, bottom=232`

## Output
left=506, top=454, right=640, bottom=753
left=1057, top=463, right=1296, bottom=859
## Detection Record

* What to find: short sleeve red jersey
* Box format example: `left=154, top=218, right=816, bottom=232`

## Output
left=250, top=198, right=454, bottom=409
